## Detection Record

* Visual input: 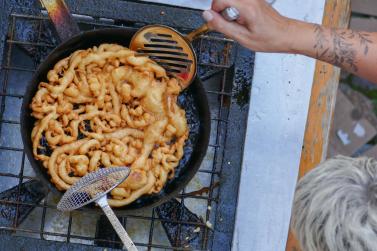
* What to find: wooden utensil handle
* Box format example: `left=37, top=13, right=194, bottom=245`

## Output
left=186, top=24, right=210, bottom=42
left=40, top=0, right=81, bottom=42
left=186, top=7, right=240, bottom=42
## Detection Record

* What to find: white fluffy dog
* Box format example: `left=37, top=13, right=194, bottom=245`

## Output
left=291, top=156, right=377, bottom=251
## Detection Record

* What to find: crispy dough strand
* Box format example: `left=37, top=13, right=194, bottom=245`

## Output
left=58, top=158, right=80, bottom=185
left=48, top=139, right=89, bottom=190
left=108, top=171, right=156, bottom=207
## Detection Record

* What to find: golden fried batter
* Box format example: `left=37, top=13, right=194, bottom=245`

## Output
left=30, top=44, right=188, bottom=207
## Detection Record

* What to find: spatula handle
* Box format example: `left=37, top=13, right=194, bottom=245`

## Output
left=97, top=196, right=138, bottom=251
left=186, top=24, right=210, bottom=42
left=186, top=7, right=240, bottom=42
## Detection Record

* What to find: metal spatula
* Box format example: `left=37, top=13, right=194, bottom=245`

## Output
left=129, top=7, right=240, bottom=89
left=57, top=167, right=138, bottom=251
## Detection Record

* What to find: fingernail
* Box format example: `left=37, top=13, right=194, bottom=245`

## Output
left=202, top=10, right=214, bottom=22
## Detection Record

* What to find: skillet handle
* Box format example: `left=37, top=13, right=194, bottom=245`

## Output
left=39, top=0, right=81, bottom=42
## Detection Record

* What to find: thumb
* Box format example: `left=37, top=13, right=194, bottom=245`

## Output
left=202, top=10, right=247, bottom=41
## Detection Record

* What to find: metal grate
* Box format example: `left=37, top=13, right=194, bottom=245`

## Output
left=0, top=1, right=254, bottom=250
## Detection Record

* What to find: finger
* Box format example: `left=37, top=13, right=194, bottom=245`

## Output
left=211, top=0, right=247, bottom=25
left=212, top=0, right=252, bottom=12
left=212, top=0, right=232, bottom=12
left=202, top=10, right=249, bottom=42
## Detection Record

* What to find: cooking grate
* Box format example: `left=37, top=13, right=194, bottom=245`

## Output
left=0, top=1, right=254, bottom=250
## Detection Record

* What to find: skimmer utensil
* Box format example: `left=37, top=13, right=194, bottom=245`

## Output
left=57, top=167, right=138, bottom=251
left=129, top=7, right=240, bottom=89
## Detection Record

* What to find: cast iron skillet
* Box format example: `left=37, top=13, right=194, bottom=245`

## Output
left=20, top=27, right=210, bottom=213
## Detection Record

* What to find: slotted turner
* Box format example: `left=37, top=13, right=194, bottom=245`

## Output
left=130, top=7, right=240, bottom=89
left=57, top=167, right=138, bottom=251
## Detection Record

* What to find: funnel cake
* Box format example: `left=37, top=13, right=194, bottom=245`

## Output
left=30, top=44, right=189, bottom=207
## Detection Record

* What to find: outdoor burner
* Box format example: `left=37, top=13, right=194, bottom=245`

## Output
left=0, top=0, right=254, bottom=250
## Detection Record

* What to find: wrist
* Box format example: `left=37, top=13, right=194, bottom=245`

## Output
left=283, top=19, right=315, bottom=55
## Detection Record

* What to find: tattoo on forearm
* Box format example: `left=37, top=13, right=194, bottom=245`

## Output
left=313, top=25, right=329, bottom=58
left=329, top=29, right=358, bottom=72
left=349, top=31, right=373, bottom=55
left=313, top=24, right=373, bottom=73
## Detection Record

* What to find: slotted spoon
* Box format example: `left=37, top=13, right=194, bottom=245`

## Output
left=57, top=167, right=138, bottom=251
left=129, top=7, right=240, bottom=89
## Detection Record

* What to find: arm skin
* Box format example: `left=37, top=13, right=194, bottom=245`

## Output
left=203, top=0, right=377, bottom=83
left=290, top=21, right=377, bottom=83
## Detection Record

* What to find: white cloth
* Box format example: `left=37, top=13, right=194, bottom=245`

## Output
left=140, top=0, right=212, bottom=10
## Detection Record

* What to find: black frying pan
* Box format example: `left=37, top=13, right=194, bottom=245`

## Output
left=20, top=22, right=210, bottom=212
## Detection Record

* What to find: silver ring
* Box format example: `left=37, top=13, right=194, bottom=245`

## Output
left=221, top=7, right=240, bottom=21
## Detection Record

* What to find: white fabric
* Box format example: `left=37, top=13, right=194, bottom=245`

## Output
left=140, top=0, right=212, bottom=10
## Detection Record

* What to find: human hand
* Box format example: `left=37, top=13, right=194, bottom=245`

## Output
left=203, top=0, right=297, bottom=53
left=203, top=0, right=377, bottom=83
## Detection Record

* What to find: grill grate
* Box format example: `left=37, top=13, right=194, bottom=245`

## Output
left=0, top=1, right=253, bottom=250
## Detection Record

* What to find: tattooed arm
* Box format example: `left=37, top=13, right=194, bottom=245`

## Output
left=290, top=22, right=377, bottom=82
left=203, top=0, right=377, bottom=83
